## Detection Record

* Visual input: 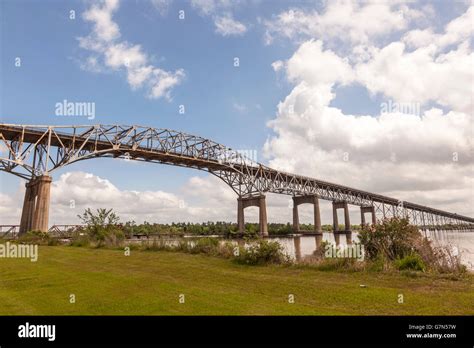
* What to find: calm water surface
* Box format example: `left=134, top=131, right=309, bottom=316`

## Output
left=269, top=230, right=474, bottom=270
left=132, top=229, right=474, bottom=270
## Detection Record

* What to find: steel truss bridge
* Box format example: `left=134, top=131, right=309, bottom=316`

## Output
left=0, top=124, right=473, bottom=235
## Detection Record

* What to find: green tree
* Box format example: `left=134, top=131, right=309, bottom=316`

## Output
left=77, top=208, right=121, bottom=245
left=358, top=217, right=420, bottom=261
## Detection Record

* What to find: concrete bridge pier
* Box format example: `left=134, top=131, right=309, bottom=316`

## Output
left=294, top=236, right=302, bottom=262
left=346, top=232, right=353, bottom=245
left=334, top=233, right=341, bottom=246
left=19, top=175, right=52, bottom=234
left=332, top=201, right=351, bottom=233
left=292, top=195, right=322, bottom=234
left=237, top=195, right=268, bottom=237
left=360, top=206, right=376, bottom=227
left=315, top=234, right=323, bottom=250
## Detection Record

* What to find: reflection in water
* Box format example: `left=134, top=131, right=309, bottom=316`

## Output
left=315, top=235, right=323, bottom=249
left=133, top=229, right=474, bottom=271
left=423, top=229, right=474, bottom=270
left=330, top=232, right=352, bottom=247
left=334, top=233, right=340, bottom=246
left=346, top=233, right=352, bottom=246
left=271, top=230, right=474, bottom=270
left=294, top=236, right=301, bottom=262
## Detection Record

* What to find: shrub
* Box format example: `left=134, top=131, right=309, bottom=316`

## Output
left=70, top=234, right=91, bottom=247
left=395, top=254, right=426, bottom=272
left=189, top=237, right=219, bottom=255
left=359, top=217, right=466, bottom=274
left=175, top=240, right=191, bottom=252
left=358, top=217, right=420, bottom=261
left=366, top=255, right=388, bottom=272
left=141, top=238, right=170, bottom=251
left=75, top=208, right=124, bottom=247
left=103, top=228, right=125, bottom=248
left=47, top=238, right=60, bottom=246
left=17, top=230, right=51, bottom=245
left=312, top=240, right=331, bottom=260
left=430, top=245, right=466, bottom=274
left=234, top=240, right=289, bottom=265
left=216, top=242, right=236, bottom=259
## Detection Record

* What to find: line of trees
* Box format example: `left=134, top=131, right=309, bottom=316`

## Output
left=116, top=221, right=361, bottom=237
left=76, top=208, right=361, bottom=238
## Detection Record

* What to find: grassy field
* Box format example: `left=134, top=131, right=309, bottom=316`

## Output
left=0, top=246, right=473, bottom=315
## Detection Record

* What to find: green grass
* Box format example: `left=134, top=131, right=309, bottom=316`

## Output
left=0, top=246, right=472, bottom=315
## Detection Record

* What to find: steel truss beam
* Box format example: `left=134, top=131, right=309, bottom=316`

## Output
left=1, top=124, right=473, bottom=229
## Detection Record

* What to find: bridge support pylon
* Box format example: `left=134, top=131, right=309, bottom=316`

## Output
left=237, top=195, right=268, bottom=237
left=294, top=236, right=302, bottom=262
left=292, top=195, right=322, bottom=234
left=19, top=175, right=52, bottom=234
left=332, top=201, right=351, bottom=233
left=360, top=206, right=376, bottom=228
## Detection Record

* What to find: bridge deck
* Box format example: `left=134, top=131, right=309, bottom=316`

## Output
left=1, top=124, right=473, bottom=224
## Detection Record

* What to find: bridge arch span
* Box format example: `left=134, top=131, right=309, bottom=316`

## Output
left=1, top=124, right=473, bottom=235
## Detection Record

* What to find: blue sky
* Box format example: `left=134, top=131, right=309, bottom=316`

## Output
left=1, top=0, right=472, bottom=224
left=1, top=0, right=296, bottom=193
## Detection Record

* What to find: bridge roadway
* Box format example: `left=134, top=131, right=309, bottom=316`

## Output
left=1, top=124, right=473, bottom=236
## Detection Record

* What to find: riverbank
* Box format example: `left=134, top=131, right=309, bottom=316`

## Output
left=0, top=246, right=472, bottom=315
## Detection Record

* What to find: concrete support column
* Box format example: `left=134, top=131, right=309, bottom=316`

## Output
left=294, top=236, right=301, bottom=262
left=32, top=176, right=52, bottom=232
left=334, top=233, right=340, bottom=246
left=332, top=202, right=339, bottom=233
left=237, top=198, right=244, bottom=234
left=315, top=234, right=323, bottom=250
left=19, top=175, right=52, bottom=234
left=19, top=181, right=36, bottom=233
left=292, top=195, right=322, bottom=234
left=360, top=206, right=376, bottom=228
left=237, top=195, right=268, bottom=237
left=333, top=201, right=350, bottom=233
left=346, top=232, right=352, bottom=245
left=313, top=197, right=322, bottom=234
left=292, top=199, right=299, bottom=232
left=343, top=202, right=350, bottom=232
left=258, top=196, right=268, bottom=237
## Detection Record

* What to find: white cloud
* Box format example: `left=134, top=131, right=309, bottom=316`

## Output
left=0, top=192, right=21, bottom=220
left=0, top=172, right=291, bottom=225
left=402, top=5, right=474, bottom=52
left=151, top=0, right=173, bottom=15
left=83, top=0, right=120, bottom=42
left=0, top=171, right=367, bottom=226
left=148, top=68, right=186, bottom=99
left=286, top=40, right=354, bottom=86
left=49, top=172, right=236, bottom=224
left=264, top=13, right=474, bottom=217
left=263, top=0, right=423, bottom=46
left=191, top=0, right=247, bottom=37
left=402, top=28, right=436, bottom=49
left=232, top=102, right=247, bottom=113
left=78, top=0, right=184, bottom=100
left=191, top=0, right=235, bottom=16
left=214, top=15, right=247, bottom=36
left=271, top=60, right=284, bottom=72
left=356, top=41, right=473, bottom=113
left=78, top=56, right=104, bottom=73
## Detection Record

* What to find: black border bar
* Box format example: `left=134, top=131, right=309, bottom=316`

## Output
left=0, top=316, right=472, bottom=346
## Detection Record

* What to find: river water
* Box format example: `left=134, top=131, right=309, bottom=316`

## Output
left=131, top=229, right=474, bottom=270
left=268, top=230, right=474, bottom=270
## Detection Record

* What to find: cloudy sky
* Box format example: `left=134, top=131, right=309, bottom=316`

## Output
left=0, top=0, right=473, bottom=226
